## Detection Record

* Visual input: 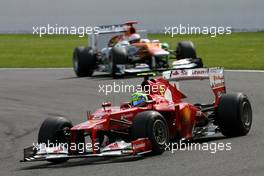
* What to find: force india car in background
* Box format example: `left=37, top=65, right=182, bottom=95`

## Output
left=73, top=21, right=203, bottom=78
left=21, top=67, right=252, bottom=163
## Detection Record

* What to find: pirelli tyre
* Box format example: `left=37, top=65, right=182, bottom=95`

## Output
left=216, top=93, right=252, bottom=137
left=38, top=117, right=73, bottom=163
left=131, top=111, right=169, bottom=154
left=73, top=46, right=96, bottom=77
left=176, top=41, right=197, bottom=60
left=110, top=46, right=128, bottom=78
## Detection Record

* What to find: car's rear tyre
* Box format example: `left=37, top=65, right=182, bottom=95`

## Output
left=176, top=41, right=197, bottom=60
left=38, top=117, right=73, bottom=163
left=216, top=93, right=252, bottom=137
left=110, top=47, right=128, bottom=78
left=131, top=111, right=169, bottom=154
left=73, top=46, right=96, bottom=77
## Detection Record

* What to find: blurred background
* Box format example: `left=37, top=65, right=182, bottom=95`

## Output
left=0, top=0, right=263, bottom=32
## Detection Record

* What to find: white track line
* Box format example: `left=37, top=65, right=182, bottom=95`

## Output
left=225, top=69, right=264, bottom=73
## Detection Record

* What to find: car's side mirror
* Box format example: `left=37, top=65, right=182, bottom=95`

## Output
left=120, top=102, right=131, bottom=109
left=102, top=102, right=111, bottom=110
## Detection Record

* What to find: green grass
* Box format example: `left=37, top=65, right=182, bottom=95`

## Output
left=150, top=32, right=264, bottom=70
left=0, top=32, right=263, bottom=69
left=0, top=34, right=87, bottom=67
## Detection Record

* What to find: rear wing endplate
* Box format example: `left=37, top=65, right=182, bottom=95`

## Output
left=162, top=67, right=226, bottom=105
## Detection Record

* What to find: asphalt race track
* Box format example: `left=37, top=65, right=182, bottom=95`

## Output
left=0, top=69, right=264, bottom=176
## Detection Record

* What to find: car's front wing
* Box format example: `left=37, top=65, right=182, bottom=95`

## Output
left=21, top=138, right=152, bottom=162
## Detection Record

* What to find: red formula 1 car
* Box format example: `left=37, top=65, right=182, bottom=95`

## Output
left=21, top=68, right=252, bottom=163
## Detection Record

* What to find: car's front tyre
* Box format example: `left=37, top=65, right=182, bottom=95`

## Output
left=110, top=47, right=128, bottom=78
left=131, top=111, right=169, bottom=154
left=38, top=117, right=73, bottom=163
left=176, top=41, right=197, bottom=59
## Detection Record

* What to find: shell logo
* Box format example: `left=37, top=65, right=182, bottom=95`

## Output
left=159, top=86, right=166, bottom=96
left=182, top=106, right=191, bottom=123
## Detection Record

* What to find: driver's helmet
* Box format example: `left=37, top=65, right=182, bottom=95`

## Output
left=128, top=33, right=141, bottom=44
left=131, top=92, right=148, bottom=106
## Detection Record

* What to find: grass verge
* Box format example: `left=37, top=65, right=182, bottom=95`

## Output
left=0, top=32, right=263, bottom=69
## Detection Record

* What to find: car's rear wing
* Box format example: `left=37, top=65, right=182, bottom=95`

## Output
left=96, top=24, right=126, bottom=34
left=162, top=67, right=226, bottom=105
left=89, top=21, right=146, bottom=50
left=96, top=21, right=138, bottom=34
left=89, top=22, right=132, bottom=50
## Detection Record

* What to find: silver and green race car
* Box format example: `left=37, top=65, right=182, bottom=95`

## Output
left=73, top=21, right=203, bottom=78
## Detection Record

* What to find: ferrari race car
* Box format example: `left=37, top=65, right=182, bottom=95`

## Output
left=21, top=67, right=252, bottom=163
left=73, top=21, right=203, bottom=78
